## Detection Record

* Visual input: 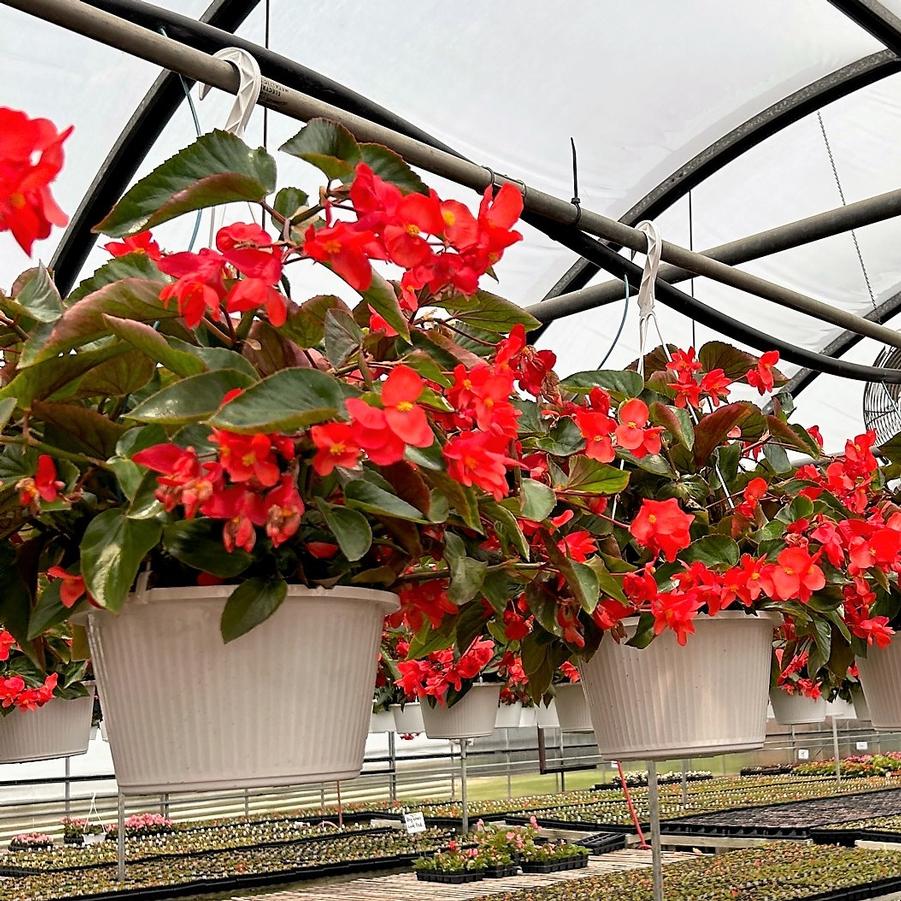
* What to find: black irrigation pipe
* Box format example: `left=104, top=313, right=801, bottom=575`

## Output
left=540, top=227, right=901, bottom=383
left=15, top=0, right=901, bottom=382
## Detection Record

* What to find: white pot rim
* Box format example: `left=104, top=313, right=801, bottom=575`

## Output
left=85, top=583, right=399, bottom=613
left=389, top=702, right=420, bottom=710
left=618, top=610, right=782, bottom=628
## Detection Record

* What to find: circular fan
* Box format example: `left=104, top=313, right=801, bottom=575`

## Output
left=863, top=347, right=901, bottom=444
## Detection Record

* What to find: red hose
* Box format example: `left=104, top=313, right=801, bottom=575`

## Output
left=616, top=761, right=649, bottom=849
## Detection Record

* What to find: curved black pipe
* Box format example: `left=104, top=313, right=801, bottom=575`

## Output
left=538, top=227, right=901, bottom=383
left=540, top=51, right=901, bottom=305
left=50, top=0, right=261, bottom=294
left=784, top=289, right=901, bottom=396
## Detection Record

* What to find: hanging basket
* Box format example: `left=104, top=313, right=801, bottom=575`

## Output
left=769, top=689, right=826, bottom=726
left=536, top=700, right=559, bottom=729
left=85, top=585, right=397, bottom=794
left=391, top=702, right=424, bottom=733
left=369, top=710, right=396, bottom=733
left=852, top=686, right=870, bottom=722
left=495, top=701, right=523, bottom=729
left=855, top=637, right=901, bottom=729
left=554, top=684, right=594, bottom=733
left=519, top=705, right=539, bottom=728
left=581, top=612, right=779, bottom=760
left=421, top=684, right=501, bottom=739
left=0, top=687, right=95, bottom=763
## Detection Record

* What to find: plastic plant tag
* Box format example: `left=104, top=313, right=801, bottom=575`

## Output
left=856, top=741, right=869, bottom=751
left=403, top=811, right=426, bottom=834
left=797, top=748, right=809, bottom=760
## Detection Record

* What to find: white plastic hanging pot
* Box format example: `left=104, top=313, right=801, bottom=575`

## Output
left=421, top=684, right=501, bottom=739
left=856, top=637, right=901, bottom=729
left=519, top=705, right=539, bottom=728
left=826, top=697, right=856, bottom=720
left=0, top=687, right=95, bottom=763
left=536, top=699, right=559, bottom=729
left=852, top=686, right=870, bottom=722
left=391, top=702, right=424, bottom=733
left=100, top=720, right=108, bottom=743
left=554, top=683, right=594, bottom=733
left=85, top=585, right=397, bottom=794
left=581, top=612, right=779, bottom=760
left=769, top=688, right=826, bottom=725
left=495, top=701, right=523, bottom=729
left=369, top=710, right=396, bottom=733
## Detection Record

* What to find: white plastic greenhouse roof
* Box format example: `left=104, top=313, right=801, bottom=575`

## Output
left=3, top=0, right=901, bottom=452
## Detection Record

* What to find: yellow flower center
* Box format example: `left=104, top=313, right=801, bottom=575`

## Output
left=396, top=401, right=414, bottom=413
left=323, top=239, right=342, bottom=254
left=648, top=514, right=656, bottom=524
left=442, top=209, right=456, bottom=227
left=330, top=442, right=346, bottom=456
left=9, top=192, right=25, bottom=209
left=406, top=223, right=421, bottom=237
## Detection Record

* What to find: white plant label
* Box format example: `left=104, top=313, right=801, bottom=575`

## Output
left=856, top=741, right=868, bottom=751
left=404, top=812, right=426, bottom=835
left=797, top=749, right=809, bottom=760
left=610, top=762, right=619, bottom=769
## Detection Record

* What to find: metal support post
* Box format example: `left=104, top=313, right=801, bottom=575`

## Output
left=336, top=781, right=343, bottom=829
left=560, top=731, right=566, bottom=793
left=244, top=787, right=250, bottom=818
left=116, top=793, right=126, bottom=882
left=680, top=759, right=688, bottom=806
left=160, top=793, right=169, bottom=817
left=832, top=717, right=842, bottom=785
left=460, top=740, right=469, bottom=834
left=504, top=728, right=512, bottom=798
left=449, top=741, right=456, bottom=799
left=388, top=730, right=397, bottom=802
left=319, top=782, right=325, bottom=812
left=64, top=756, right=71, bottom=819
left=647, top=761, right=664, bottom=901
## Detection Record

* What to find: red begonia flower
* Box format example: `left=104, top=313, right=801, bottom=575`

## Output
left=310, top=422, right=361, bottom=476
left=104, top=230, right=162, bottom=260
left=629, top=498, right=694, bottom=562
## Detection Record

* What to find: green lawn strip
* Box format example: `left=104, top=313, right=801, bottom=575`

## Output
left=0, top=829, right=451, bottom=901
left=472, top=842, right=901, bottom=901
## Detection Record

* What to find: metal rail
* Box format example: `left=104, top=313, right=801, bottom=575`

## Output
left=531, top=186, right=901, bottom=321
left=8, top=0, right=901, bottom=360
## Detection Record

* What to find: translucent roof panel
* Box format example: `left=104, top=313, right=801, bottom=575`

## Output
left=0, top=0, right=897, bottom=449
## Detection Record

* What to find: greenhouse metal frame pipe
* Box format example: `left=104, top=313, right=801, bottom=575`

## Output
left=829, top=0, right=901, bottom=57
left=9, top=0, right=901, bottom=356
left=48, top=0, right=261, bottom=295
left=544, top=49, right=901, bottom=302
left=544, top=226, right=901, bottom=382
left=529, top=185, right=901, bottom=321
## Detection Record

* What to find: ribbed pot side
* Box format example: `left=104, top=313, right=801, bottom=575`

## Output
left=86, top=585, right=398, bottom=794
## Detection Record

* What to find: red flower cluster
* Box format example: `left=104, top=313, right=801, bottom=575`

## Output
left=134, top=429, right=301, bottom=553
left=17, top=455, right=63, bottom=511
left=47, top=566, right=90, bottom=608
left=665, top=349, right=733, bottom=409
left=395, top=637, right=495, bottom=703
left=0, top=107, right=71, bottom=254
left=105, top=230, right=162, bottom=261
left=573, top=391, right=663, bottom=463
left=155, top=223, right=286, bottom=329
left=629, top=498, right=694, bottom=562
left=310, top=164, right=522, bottom=307
left=388, top=580, right=458, bottom=633
left=443, top=349, right=522, bottom=500
left=0, top=631, right=15, bottom=662
left=0, top=672, right=58, bottom=711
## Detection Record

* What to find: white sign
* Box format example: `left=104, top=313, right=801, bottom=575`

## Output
left=403, top=812, right=427, bottom=835
left=797, top=749, right=810, bottom=760
left=856, top=741, right=869, bottom=751
left=610, top=761, right=619, bottom=770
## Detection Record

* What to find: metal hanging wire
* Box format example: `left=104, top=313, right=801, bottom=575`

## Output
left=818, top=110, right=901, bottom=440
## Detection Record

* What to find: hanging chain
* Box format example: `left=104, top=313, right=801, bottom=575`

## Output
left=817, top=110, right=877, bottom=311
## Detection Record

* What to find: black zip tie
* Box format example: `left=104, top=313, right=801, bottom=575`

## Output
left=570, top=136, right=582, bottom=227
